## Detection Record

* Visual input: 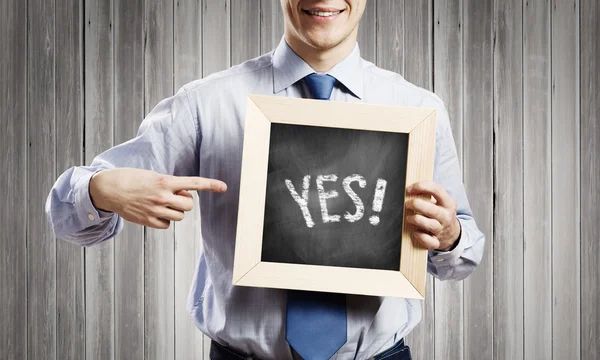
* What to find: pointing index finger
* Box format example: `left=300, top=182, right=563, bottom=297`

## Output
left=169, top=176, right=227, bottom=192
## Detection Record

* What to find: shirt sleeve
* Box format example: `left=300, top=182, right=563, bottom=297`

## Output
left=426, top=105, right=486, bottom=281
left=45, top=88, right=200, bottom=247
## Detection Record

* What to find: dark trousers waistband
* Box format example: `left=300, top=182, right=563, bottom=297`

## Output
left=209, top=338, right=408, bottom=360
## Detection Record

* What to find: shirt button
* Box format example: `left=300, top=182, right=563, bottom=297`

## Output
left=88, top=213, right=95, bottom=221
left=435, top=258, right=444, bottom=262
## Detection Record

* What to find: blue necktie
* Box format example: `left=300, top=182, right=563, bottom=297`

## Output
left=285, top=73, right=347, bottom=360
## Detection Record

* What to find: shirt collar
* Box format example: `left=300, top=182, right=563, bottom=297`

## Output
left=272, top=37, right=364, bottom=99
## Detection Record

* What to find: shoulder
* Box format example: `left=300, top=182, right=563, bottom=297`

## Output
left=361, top=59, right=451, bottom=135
left=178, top=51, right=274, bottom=98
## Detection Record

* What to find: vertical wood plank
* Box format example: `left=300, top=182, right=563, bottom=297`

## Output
left=357, top=0, right=376, bottom=64
left=580, top=0, right=600, bottom=358
left=203, top=0, right=231, bottom=75
left=0, top=0, right=27, bottom=359
left=376, top=0, right=404, bottom=76
left=144, top=0, right=175, bottom=358
left=174, top=0, right=206, bottom=358
left=552, top=0, right=580, bottom=358
left=462, top=1, right=494, bottom=359
left=493, top=0, right=524, bottom=359
left=231, top=0, right=260, bottom=65
left=28, top=0, right=57, bottom=357
left=84, top=0, right=115, bottom=358
left=432, top=1, right=463, bottom=359
left=523, top=0, right=552, bottom=359
left=402, top=2, right=434, bottom=359
left=113, top=0, right=145, bottom=358
left=260, top=0, right=285, bottom=53
left=55, top=0, right=85, bottom=358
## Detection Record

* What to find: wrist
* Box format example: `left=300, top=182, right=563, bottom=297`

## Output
left=436, top=217, right=461, bottom=252
left=89, top=171, right=113, bottom=213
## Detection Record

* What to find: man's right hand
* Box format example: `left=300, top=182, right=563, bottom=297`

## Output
left=89, top=168, right=227, bottom=229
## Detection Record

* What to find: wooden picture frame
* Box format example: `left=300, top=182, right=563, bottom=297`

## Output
left=232, top=95, right=437, bottom=299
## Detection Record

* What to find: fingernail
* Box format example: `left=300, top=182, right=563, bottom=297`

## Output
left=220, top=183, right=227, bottom=192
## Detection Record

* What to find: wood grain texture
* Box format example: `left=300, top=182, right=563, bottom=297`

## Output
left=552, top=0, right=581, bottom=358
left=357, top=0, right=376, bottom=64
left=523, top=0, right=552, bottom=359
left=84, top=0, right=115, bottom=358
left=376, top=0, right=404, bottom=76
left=28, top=0, right=57, bottom=358
left=493, top=0, right=524, bottom=359
left=401, top=1, right=435, bottom=358
left=462, top=1, right=494, bottom=359
left=114, top=0, right=145, bottom=358
left=174, top=0, right=207, bottom=358
left=203, top=0, right=231, bottom=74
left=581, top=0, right=600, bottom=358
left=55, top=0, right=85, bottom=358
left=0, top=0, right=27, bottom=359
left=432, top=1, right=464, bottom=359
left=260, top=0, right=285, bottom=53
left=231, top=0, right=260, bottom=65
left=144, top=0, right=175, bottom=359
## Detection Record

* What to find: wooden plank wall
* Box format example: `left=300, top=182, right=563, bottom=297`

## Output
left=1, top=0, right=598, bottom=359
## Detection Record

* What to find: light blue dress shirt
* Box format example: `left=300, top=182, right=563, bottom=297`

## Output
left=46, top=38, right=485, bottom=360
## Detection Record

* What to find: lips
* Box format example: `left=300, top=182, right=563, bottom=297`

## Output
left=302, top=8, right=345, bottom=17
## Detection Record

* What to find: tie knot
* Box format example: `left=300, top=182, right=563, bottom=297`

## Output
left=304, top=73, right=336, bottom=100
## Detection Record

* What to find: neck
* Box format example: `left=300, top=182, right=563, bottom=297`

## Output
left=284, top=30, right=358, bottom=72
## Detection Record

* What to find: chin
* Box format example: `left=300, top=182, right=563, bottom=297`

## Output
left=302, top=30, right=347, bottom=50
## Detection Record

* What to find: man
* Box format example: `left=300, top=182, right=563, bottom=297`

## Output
left=46, top=0, right=485, bottom=359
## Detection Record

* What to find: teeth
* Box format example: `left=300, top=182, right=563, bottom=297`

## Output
left=308, top=10, right=341, bottom=16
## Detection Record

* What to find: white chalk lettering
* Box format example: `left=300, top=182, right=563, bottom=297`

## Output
left=285, top=175, right=315, bottom=228
left=316, top=174, right=341, bottom=223
left=342, top=174, right=366, bottom=222
left=369, top=178, right=387, bottom=226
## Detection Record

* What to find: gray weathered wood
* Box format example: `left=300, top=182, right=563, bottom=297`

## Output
left=55, top=0, right=85, bottom=358
left=376, top=0, right=404, bottom=76
left=260, top=0, right=285, bottom=53
left=402, top=1, right=435, bottom=359
left=493, top=0, right=523, bottom=359
left=432, top=1, right=463, bottom=359
left=28, top=0, right=57, bottom=358
left=462, top=1, right=494, bottom=359
left=174, top=0, right=206, bottom=357
left=84, top=0, right=115, bottom=358
left=0, top=1, right=27, bottom=359
left=357, top=0, right=376, bottom=64
left=552, top=0, right=581, bottom=358
left=84, top=12, right=117, bottom=360
left=203, top=0, right=231, bottom=74
left=581, top=0, right=600, bottom=358
left=523, top=0, right=552, bottom=359
left=113, top=0, right=146, bottom=358
left=144, top=0, right=175, bottom=358
left=232, top=0, right=260, bottom=65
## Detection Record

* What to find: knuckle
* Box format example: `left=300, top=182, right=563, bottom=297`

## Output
left=156, top=174, right=171, bottom=188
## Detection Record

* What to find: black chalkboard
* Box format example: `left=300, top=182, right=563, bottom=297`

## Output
left=261, top=123, right=409, bottom=271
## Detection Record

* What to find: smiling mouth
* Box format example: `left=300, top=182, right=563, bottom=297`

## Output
left=302, top=8, right=345, bottom=17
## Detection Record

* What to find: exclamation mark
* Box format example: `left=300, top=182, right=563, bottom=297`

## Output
left=369, top=178, right=387, bottom=226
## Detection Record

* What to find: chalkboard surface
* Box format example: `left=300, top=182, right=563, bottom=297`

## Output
left=261, top=123, right=409, bottom=271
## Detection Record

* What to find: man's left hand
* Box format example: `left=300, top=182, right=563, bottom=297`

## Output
left=404, top=181, right=461, bottom=251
